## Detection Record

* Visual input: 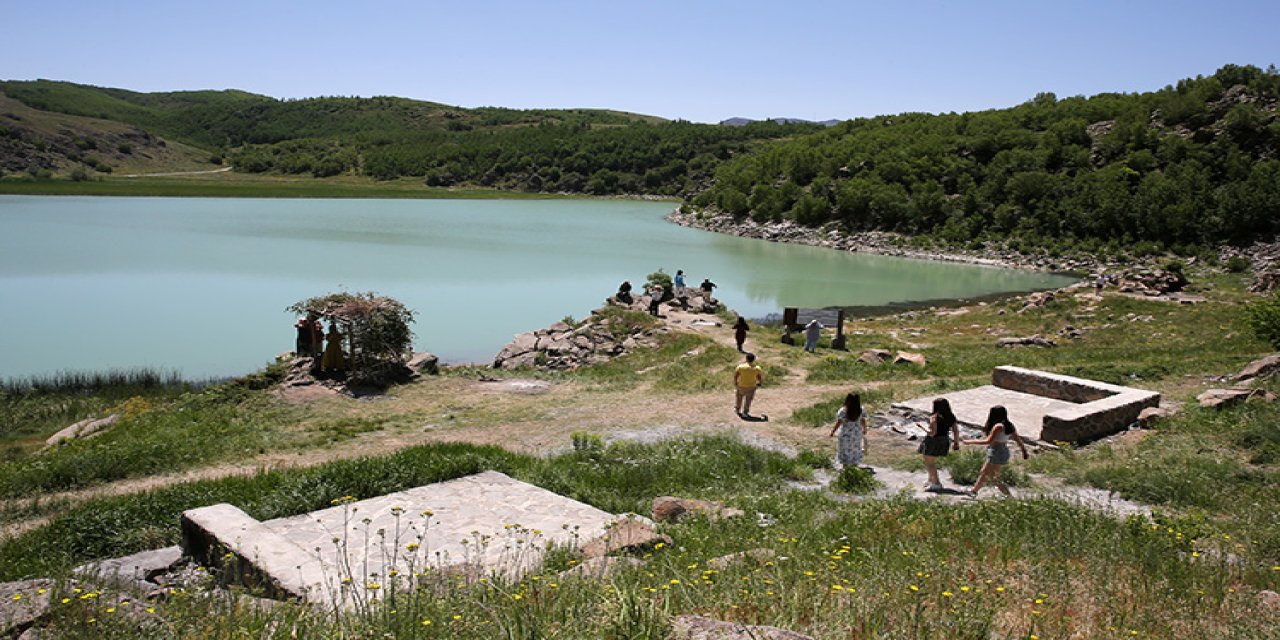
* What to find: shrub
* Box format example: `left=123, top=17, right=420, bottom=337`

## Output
left=1246, top=292, right=1280, bottom=349
left=1225, top=255, right=1251, bottom=273
left=832, top=466, right=880, bottom=494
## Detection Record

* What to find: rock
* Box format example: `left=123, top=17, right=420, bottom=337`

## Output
left=1259, top=589, right=1280, bottom=611
left=858, top=349, right=892, bottom=364
left=707, top=548, right=777, bottom=570
left=75, top=546, right=184, bottom=592
left=1234, top=354, right=1280, bottom=382
left=44, top=414, right=121, bottom=448
left=893, top=351, right=927, bottom=366
left=668, top=615, right=815, bottom=640
left=0, top=579, right=55, bottom=638
left=407, top=352, right=439, bottom=375
left=557, top=556, right=644, bottom=580
left=1198, top=386, right=1269, bottom=407
left=651, top=497, right=745, bottom=523
left=1136, top=407, right=1170, bottom=428
left=997, top=335, right=1057, bottom=348
left=580, top=514, right=671, bottom=559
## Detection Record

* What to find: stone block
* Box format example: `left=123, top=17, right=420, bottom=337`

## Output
left=180, top=503, right=332, bottom=603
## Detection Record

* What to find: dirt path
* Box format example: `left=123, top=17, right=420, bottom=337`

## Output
left=118, top=166, right=234, bottom=178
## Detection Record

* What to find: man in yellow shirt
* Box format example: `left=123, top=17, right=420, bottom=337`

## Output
left=734, top=352, right=764, bottom=418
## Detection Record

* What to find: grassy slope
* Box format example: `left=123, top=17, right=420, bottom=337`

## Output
left=0, top=268, right=1277, bottom=638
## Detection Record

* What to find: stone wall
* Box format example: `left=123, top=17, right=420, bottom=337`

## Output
left=994, top=366, right=1160, bottom=442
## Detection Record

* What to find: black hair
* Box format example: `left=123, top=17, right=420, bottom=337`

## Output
left=932, top=398, right=956, bottom=430
left=983, top=405, right=1015, bottom=436
left=844, top=393, right=862, bottom=419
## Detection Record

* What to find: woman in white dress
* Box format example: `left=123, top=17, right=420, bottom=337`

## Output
left=829, top=393, right=868, bottom=467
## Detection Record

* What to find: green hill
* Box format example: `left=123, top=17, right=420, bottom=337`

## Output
left=692, top=64, right=1280, bottom=251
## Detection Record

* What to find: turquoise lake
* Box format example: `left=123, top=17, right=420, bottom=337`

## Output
left=0, top=196, right=1075, bottom=380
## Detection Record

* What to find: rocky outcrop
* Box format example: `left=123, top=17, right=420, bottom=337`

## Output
left=668, top=209, right=1104, bottom=274
left=1111, top=266, right=1188, bottom=296
left=997, top=335, right=1057, bottom=348
left=1235, top=354, right=1280, bottom=382
left=893, top=351, right=927, bottom=366
left=1197, top=388, right=1277, bottom=409
left=1220, top=240, right=1280, bottom=293
left=43, top=414, right=120, bottom=449
left=859, top=349, right=893, bottom=364
left=494, top=288, right=720, bottom=370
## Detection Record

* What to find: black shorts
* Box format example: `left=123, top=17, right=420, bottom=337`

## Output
left=918, top=436, right=951, bottom=457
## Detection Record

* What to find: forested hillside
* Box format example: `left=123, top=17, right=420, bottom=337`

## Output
left=693, top=64, right=1280, bottom=251
left=0, top=79, right=821, bottom=194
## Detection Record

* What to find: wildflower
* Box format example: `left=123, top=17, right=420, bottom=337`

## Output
left=10, top=594, right=19, bottom=601
left=943, top=591, right=954, bottom=598
left=422, top=619, right=433, bottom=626
left=960, top=586, right=971, bottom=592
left=37, top=589, right=46, bottom=594
left=670, top=579, right=681, bottom=585
left=406, top=543, right=420, bottom=552
left=831, top=585, right=844, bottom=591
left=146, top=607, right=155, bottom=613
left=106, top=607, right=116, bottom=613
left=61, top=598, right=71, bottom=604
left=909, top=585, right=920, bottom=592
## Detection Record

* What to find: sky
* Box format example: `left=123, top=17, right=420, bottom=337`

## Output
left=4, top=0, right=1279, bottom=123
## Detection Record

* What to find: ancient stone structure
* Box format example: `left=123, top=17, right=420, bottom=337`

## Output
left=179, top=471, right=652, bottom=608
left=895, top=366, right=1160, bottom=443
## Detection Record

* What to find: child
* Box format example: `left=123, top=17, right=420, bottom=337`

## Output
left=963, top=405, right=1029, bottom=497
left=829, top=393, right=868, bottom=467
left=920, top=398, right=960, bottom=491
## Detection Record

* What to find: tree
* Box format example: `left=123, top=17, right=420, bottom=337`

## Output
left=287, top=292, right=416, bottom=387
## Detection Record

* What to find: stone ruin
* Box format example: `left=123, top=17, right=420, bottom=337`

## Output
left=175, top=471, right=654, bottom=608
left=894, top=365, right=1160, bottom=443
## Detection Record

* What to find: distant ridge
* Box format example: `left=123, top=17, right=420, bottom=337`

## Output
left=720, top=117, right=842, bottom=127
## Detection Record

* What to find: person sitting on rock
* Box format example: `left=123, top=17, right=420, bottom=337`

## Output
left=617, top=280, right=633, bottom=304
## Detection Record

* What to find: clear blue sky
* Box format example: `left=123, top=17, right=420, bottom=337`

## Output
left=4, top=1, right=1278, bottom=123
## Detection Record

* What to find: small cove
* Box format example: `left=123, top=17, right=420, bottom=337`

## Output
left=0, top=195, right=1076, bottom=380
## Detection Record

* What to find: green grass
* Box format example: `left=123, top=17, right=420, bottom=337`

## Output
left=0, top=368, right=289, bottom=498
left=788, top=387, right=896, bottom=428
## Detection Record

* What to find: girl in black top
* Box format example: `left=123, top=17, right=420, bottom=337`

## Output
left=920, top=398, right=960, bottom=491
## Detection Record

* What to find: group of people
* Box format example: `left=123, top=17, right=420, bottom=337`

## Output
left=293, top=313, right=347, bottom=373
left=916, top=399, right=1029, bottom=496
left=617, top=270, right=719, bottom=317
left=731, top=349, right=1028, bottom=496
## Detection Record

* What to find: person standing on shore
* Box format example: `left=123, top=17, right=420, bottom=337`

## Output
left=963, top=405, right=1029, bottom=498
left=700, top=277, right=717, bottom=301
left=733, top=316, right=750, bottom=352
left=829, top=393, right=868, bottom=468
left=733, top=352, right=763, bottom=418
left=920, top=398, right=960, bottom=491
left=803, top=318, right=823, bottom=353
left=320, top=322, right=346, bottom=373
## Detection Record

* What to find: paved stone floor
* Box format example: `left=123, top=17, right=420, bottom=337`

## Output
left=895, top=386, right=1078, bottom=441
left=260, top=471, right=619, bottom=591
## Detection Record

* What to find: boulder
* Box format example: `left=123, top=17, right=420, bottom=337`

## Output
left=557, top=556, right=644, bottom=581
left=668, top=615, right=815, bottom=640
left=893, top=351, right=927, bottom=366
left=859, top=349, right=892, bottom=364
left=0, top=579, right=55, bottom=638
left=44, top=414, right=121, bottom=448
left=1136, top=406, right=1170, bottom=428
left=651, top=497, right=745, bottom=523
left=75, top=546, right=184, bottom=592
left=1234, top=354, right=1280, bottom=382
left=580, top=515, right=671, bottom=559
left=407, top=352, right=439, bottom=375
left=997, top=335, right=1057, bottom=348
left=1198, top=386, right=1269, bottom=407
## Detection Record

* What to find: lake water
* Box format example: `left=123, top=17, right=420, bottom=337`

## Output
left=0, top=196, right=1075, bottom=380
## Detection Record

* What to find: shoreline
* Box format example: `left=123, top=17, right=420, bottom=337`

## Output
left=666, top=208, right=1102, bottom=276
